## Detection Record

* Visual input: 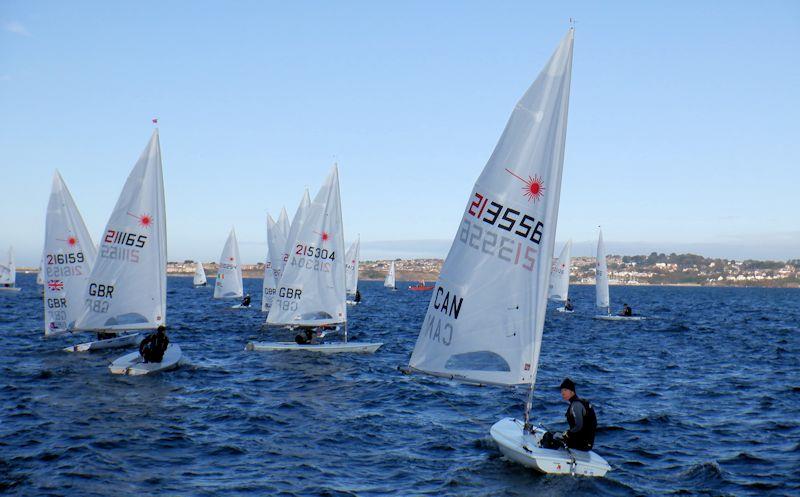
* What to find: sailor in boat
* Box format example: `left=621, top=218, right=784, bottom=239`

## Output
left=294, top=326, right=328, bottom=345
left=97, top=331, right=116, bottom=341
left=138, top=326, right=169, bottom=363
left=621, top=303, right=632, bottom=316
left=354, top=289, right=361, bottom=303
left=540, top=378, right=597, bottom=451
left=564, top=298, right=574, bottom=312
left=241, top=294, right=252, bottom=308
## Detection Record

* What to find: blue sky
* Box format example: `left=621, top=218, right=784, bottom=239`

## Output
left=1, top=1, right=798, bottom=265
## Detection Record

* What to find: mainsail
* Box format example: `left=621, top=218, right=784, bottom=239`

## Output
left=384, top=261, right=396, bottom=289
left=264, top=213, right=288, bottom=312
left=43, top=171, right=97, bottom=335
left=280, top=189, right=311, bottom=276
left=214, top=228, right=243, bottom=299
left=548, top=239, right=572, bottom=302
left=193, top=261, right=207, bottom=286
left=75, top=130, right=167, bottom=332
left=0, top=247, right=15, bottom=286
left=595, top=230, right=610, bottom=311
left=408, top=29, right=574, bottom=386
left=345, top=237, right=360, bottom=295
left=268, top=165, right=347, bottom=327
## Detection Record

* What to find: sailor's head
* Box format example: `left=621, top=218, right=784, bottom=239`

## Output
left=559, top=378, right=576, bottom=401
left=157, top=325, right=166, bottom=334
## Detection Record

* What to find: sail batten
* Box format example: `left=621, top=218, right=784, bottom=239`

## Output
left=407, top=30, right=574, bottom=387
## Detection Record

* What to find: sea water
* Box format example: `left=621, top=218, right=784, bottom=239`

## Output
left=1, top=274, right=798, bottom=496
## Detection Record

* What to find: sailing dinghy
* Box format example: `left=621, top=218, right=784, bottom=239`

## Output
left=403, top=29, right=610, bottom=476
left=592, top=230, right=644, bottom=321
left=214, top=228, right=244, bottom=303
left=345, top=236, right=360, bottom=305
left=408, top=280, right=434, bottom=291
left=247, top=165, right=382, bottom=354
left=193, top=261, right=207, bottom=287
left=75, top=129, right=180, bottom=373
left=549, top=240, right=573, bottom=313
left=0, top=247, right=21, bottom=293
left=384, top=260, right=396, bottom=290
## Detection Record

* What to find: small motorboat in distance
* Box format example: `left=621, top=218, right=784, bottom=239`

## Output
left=408, top=280, right=434, bottom=291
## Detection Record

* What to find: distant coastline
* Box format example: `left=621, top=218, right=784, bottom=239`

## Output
left=22, top=252, right=800, bottom=288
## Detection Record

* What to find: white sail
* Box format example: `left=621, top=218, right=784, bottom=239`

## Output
left=261, top=248, right=276, bottom=312
left=75, top=130, right=167, bottom=332
left=214, top=228, right=243, bottom=299
left=0, top=247, right=15, bottom=286
left=384, top=260, right=396, bottom=289
left=43, top=171, right=98, bottom=335
left=408, top=30, right=574, bottom=386
left=595, top=230, right=610, bottom=311
left=263, top=213, right=287, bottom=312
left=268, top=165, right=347, bottom=327
left=278, top=207, right=290, bottom=240
left=345, top=236, right=360, bottom=295
left=280, top=189, right=311, bottom=276
left=193, top=261, right=207, bottom=286
left=548, top=239, right=572, bottom=301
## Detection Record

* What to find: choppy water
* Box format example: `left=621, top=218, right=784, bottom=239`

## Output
left=1, top=274, right=799, bottom=496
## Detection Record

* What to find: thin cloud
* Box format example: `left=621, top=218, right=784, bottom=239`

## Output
left=4, top=21, right=30, bottom=37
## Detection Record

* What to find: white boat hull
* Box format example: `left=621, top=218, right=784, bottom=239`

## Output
left=490, top=418, right=610, bottom=477
left=245, top=341, right=382, bottom=354
left=64, top=333, right=143, bottom=353
left=0, top=287, right=21, bottom=293
left=346, top=300, right=359, bottom=306
left=230, top=304, right=251, bottom=309
left=556, top=307, right=574, bottom=314
left=593, top=315, right=646, bottom=321
left=109, top=344, right=182, bottom=376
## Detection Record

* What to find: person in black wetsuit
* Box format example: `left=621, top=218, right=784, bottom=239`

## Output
left=241, top=294, right=251, bottom=307
left=354, top=289, right=361, bottom=303
left=621, top=303, right=632, bottom=316
left=139, top=326, right=169, bottom=363
left=564, top=298, right=574, bottom=311
left=558, top=378, right=597, bottom=451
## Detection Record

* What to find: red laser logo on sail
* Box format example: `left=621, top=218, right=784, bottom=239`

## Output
left=127, top=212, right=152, bottom=228
left=315, top=231, right=331, bottom=242
left=505, top=168, right=545, bottom=203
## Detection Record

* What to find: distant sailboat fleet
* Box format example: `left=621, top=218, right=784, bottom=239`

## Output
left=0, top=26, right=658, bottom=479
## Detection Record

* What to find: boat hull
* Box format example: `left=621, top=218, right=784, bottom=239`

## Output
left=109, top=344, right=182, bottom=376
left=64, top=333, right=143, bottom=353
left=0, top=287, right=21, bottom=293
left=490, top=418, right=610, bottom=477
left=245, top=341, right=382, bottom=354
left=555, top=307, right=574, bottom=313
left=593, top=315, right=646, bottom=321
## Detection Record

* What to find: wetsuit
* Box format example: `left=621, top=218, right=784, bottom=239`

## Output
left=355, top=290, right=361, bottom=303
left=564, top=395, right=597, bottom=451
left=564, top=300, right=573, bottom=311
left=622, top=306, right=632, bottom=316
left=242, top=295, right=251, bottom=307
left=139, top=332, right=169, bottom=363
